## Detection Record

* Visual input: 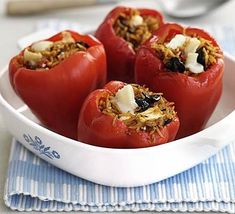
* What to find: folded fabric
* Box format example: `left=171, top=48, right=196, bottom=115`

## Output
left=4, top=20, right=235, bottom=212
left=4, top=139, right=235, bottom=212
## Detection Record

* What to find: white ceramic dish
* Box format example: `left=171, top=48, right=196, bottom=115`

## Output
left=0, top=53, right=235, bottom=187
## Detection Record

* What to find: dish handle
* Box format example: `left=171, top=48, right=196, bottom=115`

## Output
left=198, top=110, right=235, bottom=148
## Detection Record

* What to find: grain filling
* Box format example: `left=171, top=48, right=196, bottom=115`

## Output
left=113, top=9, right=160, bottom=51
left=99, top=84, right=176, bottom=136
left=21, top=31, right=89, bottom=70
left=151, top=35, right=222, bottom=75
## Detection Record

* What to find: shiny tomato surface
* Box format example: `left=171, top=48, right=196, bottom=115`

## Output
left=77, top=81, right=179, bottom=148
left=9, top=30, right=107, bottom=139
left=95, top=6, right=163, bottom=83
left=135, top=23, right=224, bottom=138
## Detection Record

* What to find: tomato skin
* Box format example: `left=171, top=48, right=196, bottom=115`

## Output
left=9, top=30, right=107, bottom=139
left=135, top=23, right=224, bottom=138
left=95, top=6, right=163, bottom=83
left=77, top=81, right=180, bottom=148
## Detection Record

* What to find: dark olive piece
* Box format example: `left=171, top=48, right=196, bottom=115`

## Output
left=196, top=47, right=206, bottom=68
left=135, top=98, right=150, bottom=111
left=76, top=41, right=89, bottom=49
left=144, top=94, right=161, bottom=104
left=135, top=93, right=161, bottom=112
left=119, top=17, right=128, bottom=26
left=165, top=57, right=185, bottom=73
left=130, top=39, right=139, bottom=48
left=164, top=119, right=172, bottom=126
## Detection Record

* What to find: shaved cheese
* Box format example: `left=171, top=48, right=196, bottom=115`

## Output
left=130, top=15, right=143, bottom=26
left=185, top=37, right=200, bottom=54
left=23, top=49, right=42, bottom=63
left=114, top=85, right=138, bottom=114
left=61, top=31, right=75, bottom=43
left=185, top=53, right=204, bottom=73
left=139, top=107, right=163, bottom=122
left=31, top=41, right=53, bottom=52
left=166, top=34, right=187, bottom=49
left=165, top=34, right=204, bottom=73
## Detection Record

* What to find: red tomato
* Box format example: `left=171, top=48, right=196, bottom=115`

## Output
left=135, top=23, right=224, bottom=138
left=9, top=30, right=107, bottom=139
left=95, top=6, right=163, bottom=83
left=77, top=81, right=180, bottom=148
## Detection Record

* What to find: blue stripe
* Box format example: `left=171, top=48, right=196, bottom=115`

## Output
left=5, top=141, right=235, bottom=211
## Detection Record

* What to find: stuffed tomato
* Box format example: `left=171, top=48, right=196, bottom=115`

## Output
left=77, top=81, right=179, bottom=148
left=9, top=30, right=106, bottom=139
left=95, top=6, right=163, bottom=83
left=135, top=23, right=224, bottom=138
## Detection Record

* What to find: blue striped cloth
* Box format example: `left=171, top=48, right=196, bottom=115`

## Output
left=4, top=21, right=235, bottom=212
left=4, top=140, right=235, bottom=212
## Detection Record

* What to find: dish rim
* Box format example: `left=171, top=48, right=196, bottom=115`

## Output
left=0, top=52, right=234, bottom=154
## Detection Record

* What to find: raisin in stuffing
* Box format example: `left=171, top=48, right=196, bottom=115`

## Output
left=165, top=57, right=185, bottom=73
left=196, top=47, right=206, bottom=68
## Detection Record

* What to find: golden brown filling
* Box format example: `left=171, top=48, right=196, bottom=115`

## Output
left=151, top=35, right=222, bottom=75
left=99, top=84, right=176, bottom=136
left=21, top=32, right=89, bottom=70
left=113, top=9, right=160, bottom=51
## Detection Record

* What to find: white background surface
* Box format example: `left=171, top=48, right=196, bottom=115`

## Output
left=0, top=0, right=235, bottom=212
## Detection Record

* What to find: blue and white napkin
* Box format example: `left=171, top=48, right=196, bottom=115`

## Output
left=4, top=20, right=235, bottom=212
left=4, top=140, right=235, bottom=212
